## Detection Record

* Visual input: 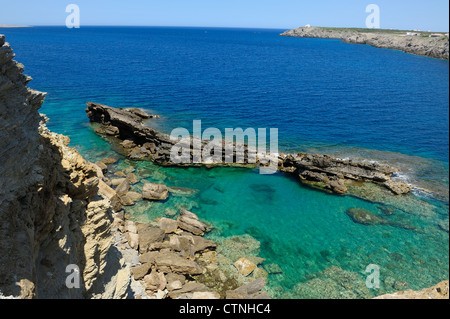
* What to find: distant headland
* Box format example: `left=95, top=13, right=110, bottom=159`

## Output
left=0, top=24, right=30, bottom=28
left=281, top=26, right=449, bottom=60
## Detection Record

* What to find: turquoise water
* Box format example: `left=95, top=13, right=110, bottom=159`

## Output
left=2, top=26, right=448, bottom=298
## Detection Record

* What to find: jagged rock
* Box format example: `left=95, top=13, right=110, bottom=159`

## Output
left=234, top=258, right=257, bottom=276
left=121, top=139, right=136, bottom=149
left=159, top=218, right=179, bottom=233
left=142, top=183, right=169, bottom=201
left=138, top=225, right=166, bottom=253
left=98, top=180, right=122, bottom=212
left=0, top=36, right=133, bottom=299
left=95, top=161, right=108, bottom=173
left=139, top=250, right=203, bottom=275
left=346, top=208, right=390, bottom=226
left=125, top=108, right=152, bottom=119
left=177, top=209, right=208, bottom=236
left=115, top=178, right=130, bottom=196
left=86, top=103, right=405, bottom=196
left=384, top=181, right=414, bottom=195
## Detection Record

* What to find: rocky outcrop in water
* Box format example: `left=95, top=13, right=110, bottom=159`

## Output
left=0, top=35, right=132, bottom=298
left=281, top=27, right=449, bottom=60
left=374, top=280, right=449, bottom=299
left=86, top=102, right=411, bottom=195
left=114, top=209, right=270, bottom=299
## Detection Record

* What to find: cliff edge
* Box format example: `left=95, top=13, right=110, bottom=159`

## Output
left=0, top=35, right=130, bottom=298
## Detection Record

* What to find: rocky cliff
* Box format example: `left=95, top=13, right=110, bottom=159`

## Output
left=281, top=27, right=449, bottom=60
left=0, top=35, right=130, bottom=298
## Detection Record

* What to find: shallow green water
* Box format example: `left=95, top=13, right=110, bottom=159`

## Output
left=76, top=126, right=449, bottom=299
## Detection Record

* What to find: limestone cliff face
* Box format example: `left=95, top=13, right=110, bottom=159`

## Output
left=0, top=35, right=125, bottom=298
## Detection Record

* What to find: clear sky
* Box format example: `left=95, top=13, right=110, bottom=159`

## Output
left=0, top=0, right=448, bottom=31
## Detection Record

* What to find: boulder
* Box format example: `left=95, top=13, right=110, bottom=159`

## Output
left=234, top=258, right=257, bottom=276
left=125, top=232, right=139, bottom=250
left=384, top=181, right=413, bottom=195
left=111, top=178, right=126, bottom=186
left=140, top=250, right=202, bottom=275
left=126, top=191, right=142, bottom=202
left=101, top=157, right=119, bottom=165
left=159, top=218, right=179, bottom=233
left=97, top=180, right=122, bottom=211
left=142, top=183, right=169, bottom=201
left=168, top=282, right=209, bottom=299
left=138, top=225, right=166, bottom=253
left=115, top=178, right=130, bottom=196
left=177, top=209, right=208, bottom=236
left=121, top=139, right=136, bottom=149
left=131, top=263, right=152, bottom=281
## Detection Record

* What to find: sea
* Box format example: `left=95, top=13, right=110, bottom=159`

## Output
left=2, top=26, right=448, bottom=298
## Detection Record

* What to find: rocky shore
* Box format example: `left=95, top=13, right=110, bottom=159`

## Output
left=1, top=34, right=447, bottom=300
left=86, top=101, right=413, bottom=196
left=281, top=27, right=449, bottom=60
left=0, top=35, right=270, bottom=299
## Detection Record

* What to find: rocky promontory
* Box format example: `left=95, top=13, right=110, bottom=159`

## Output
left=281, top=27, right=449, bottom=60
left=86, top=102, right=412, bottom=196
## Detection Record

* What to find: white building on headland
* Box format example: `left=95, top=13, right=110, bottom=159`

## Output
left=406, top=32, right=420, bottom=36
left=305, top=24, right=311, bottom=28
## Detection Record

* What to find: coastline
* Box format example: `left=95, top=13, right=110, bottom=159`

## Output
left=0, top=25, right=30, bottom=28
left=281, top=26, right=450, bottom=60
left=1, top=32, right=449, bottom=300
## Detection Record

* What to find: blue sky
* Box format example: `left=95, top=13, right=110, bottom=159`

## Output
left=0, top=0, right=448, bottom=31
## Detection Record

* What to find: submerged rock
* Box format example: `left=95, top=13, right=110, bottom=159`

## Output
left=234, top=258, right=257, bottom=277
left=346, top=208, right=390, bottom=226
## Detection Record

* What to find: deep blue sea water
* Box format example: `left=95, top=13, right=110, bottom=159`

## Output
left=2, top=26, right=448, bottom=298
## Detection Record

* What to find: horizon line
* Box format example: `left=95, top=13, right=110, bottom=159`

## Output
left=1, top=25, right=448, bottom=32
